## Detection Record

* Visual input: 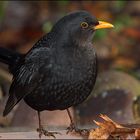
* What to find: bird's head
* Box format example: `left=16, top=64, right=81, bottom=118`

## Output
left=51, top=11, right=114, bottom=46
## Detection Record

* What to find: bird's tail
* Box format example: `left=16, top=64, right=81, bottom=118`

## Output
left=0, top=47, right=23, bottom=73
left=3, top=94, right=18, bottom=116
left=0, top=47, right=23, bottom=116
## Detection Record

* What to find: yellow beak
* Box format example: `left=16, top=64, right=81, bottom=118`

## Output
left=94, top=21, right=114, bottom=30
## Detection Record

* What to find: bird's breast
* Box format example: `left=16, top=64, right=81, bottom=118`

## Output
left=46, top=46, right=97, bottom=107
left=52, top=44, right=97, bottom=81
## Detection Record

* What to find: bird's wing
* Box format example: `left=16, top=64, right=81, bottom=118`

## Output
left=3, top=47, right=51, bottom=116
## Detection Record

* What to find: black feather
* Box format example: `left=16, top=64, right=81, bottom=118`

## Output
left=3, top=94, right=18, bottom=116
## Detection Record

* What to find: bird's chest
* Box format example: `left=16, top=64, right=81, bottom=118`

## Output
left=53, top=46, right=96, bottom=79
left=49, top=47, right=96, bottom=92
left=46, top=48, right=96, bottom=107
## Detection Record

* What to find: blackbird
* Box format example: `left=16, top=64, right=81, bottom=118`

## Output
left=0, top=11, right=114, bottom=138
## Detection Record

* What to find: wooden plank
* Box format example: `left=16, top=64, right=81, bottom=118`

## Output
left=0, top=130, right=83, bottom=139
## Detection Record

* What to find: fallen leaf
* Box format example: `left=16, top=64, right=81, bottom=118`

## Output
left=89, top=114, right=135, bottom=140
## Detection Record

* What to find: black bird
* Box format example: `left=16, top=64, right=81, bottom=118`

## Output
left=0, top=11, right=113, bottom=138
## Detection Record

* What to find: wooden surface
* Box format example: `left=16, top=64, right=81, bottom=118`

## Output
left=0, top=130, right=83, bottom=139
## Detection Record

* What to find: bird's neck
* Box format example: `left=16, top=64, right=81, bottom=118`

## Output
left=47, top=30, right=92, bottom=50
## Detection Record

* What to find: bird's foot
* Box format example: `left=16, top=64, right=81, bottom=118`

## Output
left=66, top=123, right=89, bottom=136
left=37, top=126, right=61, bottom=139
left=66, top=123, right=76, bottom=134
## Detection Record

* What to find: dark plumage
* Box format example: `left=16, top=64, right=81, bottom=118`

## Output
left=0, top=11, right=113, bottom=138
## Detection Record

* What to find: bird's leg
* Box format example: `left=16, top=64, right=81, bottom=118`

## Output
left=66, top=108, right=76, bottom=133
left=66, top=109, right=89, bottom=136
left=36, top=111, right=60, bottom=139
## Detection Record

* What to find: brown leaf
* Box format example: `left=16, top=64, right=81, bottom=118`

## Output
left=88, top=128, right=110, bottom=139
left=89, top=114, right=117, bottom=139
left=99, top=114, right=124, bottom=128
left=89, top=114, right=135, bottom=140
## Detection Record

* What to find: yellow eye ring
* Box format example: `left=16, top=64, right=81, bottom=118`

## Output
left=81, top=22, right=88, bottom=28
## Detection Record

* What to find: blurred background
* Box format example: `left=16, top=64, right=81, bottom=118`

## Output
left=0, top=1, right=140, bottom=132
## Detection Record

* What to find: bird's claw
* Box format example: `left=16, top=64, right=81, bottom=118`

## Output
left=66, top=123, right=76, bottom=134
left=66, top=123, right=89, bottom=136
left=77, top=129, right=90, bottom=136
left=37, top=127, right=61, bottom=139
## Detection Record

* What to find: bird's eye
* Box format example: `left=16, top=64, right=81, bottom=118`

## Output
left=81, top=22, right=88, bottom=29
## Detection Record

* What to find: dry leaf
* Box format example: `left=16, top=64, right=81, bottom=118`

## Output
left=89, top=114, right=135, bottom=140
